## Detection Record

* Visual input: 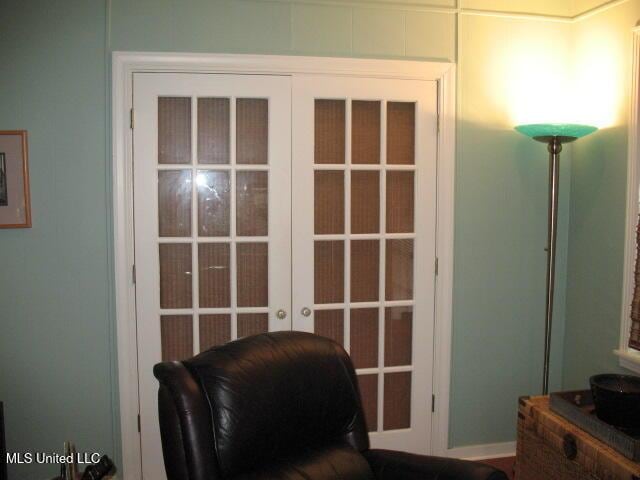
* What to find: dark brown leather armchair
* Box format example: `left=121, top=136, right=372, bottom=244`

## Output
left=154, top=331, right=508, bottom=480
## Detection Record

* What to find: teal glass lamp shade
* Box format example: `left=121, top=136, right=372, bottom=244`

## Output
left=515, top=123, right=598, bottom=141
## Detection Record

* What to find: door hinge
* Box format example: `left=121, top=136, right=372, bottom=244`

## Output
left=132, top=264, right=136, bottom=284
left=137, top=414, right=141, bottom=433
left=435, top=257, right=439, bottom=276
left=130, top=108, right=134, bottom=130
left=431, top=394, right=436, bottom=413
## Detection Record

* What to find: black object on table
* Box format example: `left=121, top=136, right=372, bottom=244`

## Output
left=80, top=455, right=115, bottom=480
left=590, top=374, right=640, bottom=429
left=550, top=389, right=640, bottom=461
left=51, top=455, right=115, bottom=480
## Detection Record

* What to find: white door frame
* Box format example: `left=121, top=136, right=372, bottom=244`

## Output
left=112, top=52, right=456, bottom=479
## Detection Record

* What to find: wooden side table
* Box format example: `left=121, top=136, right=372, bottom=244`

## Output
left=517, top=395, right=640, bottom=479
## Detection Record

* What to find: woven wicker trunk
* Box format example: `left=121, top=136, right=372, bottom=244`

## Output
left=516, top=396, right=640, bottom=479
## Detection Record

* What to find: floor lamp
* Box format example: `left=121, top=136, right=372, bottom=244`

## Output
left=515, top=123, right=598, bottom=394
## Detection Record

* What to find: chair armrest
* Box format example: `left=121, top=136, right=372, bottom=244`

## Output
left=363, top=449, right=509, bottom=480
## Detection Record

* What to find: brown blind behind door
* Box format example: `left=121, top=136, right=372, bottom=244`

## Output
left=630, top=215, right=640, bottom=349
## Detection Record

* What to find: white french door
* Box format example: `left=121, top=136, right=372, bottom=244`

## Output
left=292, top=76, right=438, bottom=453
left=132, top=73, right=292, bottom=480
left=132, top=71, right=437, bottom=479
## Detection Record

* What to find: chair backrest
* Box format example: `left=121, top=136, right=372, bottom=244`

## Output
left=154, top=331, right=370, bottom=480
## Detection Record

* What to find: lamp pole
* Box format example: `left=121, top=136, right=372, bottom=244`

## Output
left=532, top=134, right=576, bottom=395
left=542, top=137, right=562, bottom=395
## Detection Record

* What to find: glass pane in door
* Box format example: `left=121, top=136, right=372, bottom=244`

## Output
left=236, top=242, right=268, bottom=307
left=351, top=240, right=379, bottom=302
left=315, top=100, right=345, bottom=164
left=236, top=171, right=268, bottom=236
left=350, top=308, right=379, bottom=369
left=352, top=101, right=380, bottom=164
left=159, top=244, right=192, bottom=309
left=160, top=315, right=193, bottom=361
left=237, top=313, right=269, bottom=337
left=158, top=170, right=192, bottom=237
left=383, top=372, right=412, bottom=430
left=384, top=307, right=413, bottom=367
left=197, top=170, right=230, bottom=237
left=385, top=240, right=414, bottom=301
left=386, top=171, right=414, bottom=233
left=199, top=314, right=231, bottom=350
left=387, top=102, right=415, bottom=165
left=314, top=310, right=344, bottom=346
left=314, top=241, right=344, bottom=304
left=198, top=98, right=230, bottom=164
left=237, top=98, right=268, bottom=165
left=357, top=374, right=378, bottom=431
left=198, top=243, right=231, bottom=308
left=315, top=171, right=345, bottom=234
left=158, top=97, right=191, bottom=164
left=351, top=171, right=379, bottom=234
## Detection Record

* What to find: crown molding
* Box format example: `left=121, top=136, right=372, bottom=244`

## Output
left=266, top=0, right=629, bottom=23
left=573, top=0, right=630, bottom=21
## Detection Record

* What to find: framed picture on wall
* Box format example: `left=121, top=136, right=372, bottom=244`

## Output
left=0, top=131, right=31, bottom=228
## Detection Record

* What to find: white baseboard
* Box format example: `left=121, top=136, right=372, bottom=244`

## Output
left=447, top=441, right=516, bottom=460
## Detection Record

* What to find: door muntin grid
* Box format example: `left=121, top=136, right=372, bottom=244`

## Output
left=157, top=95, right=275, bottom=360
left=311, top=98, right=418, bottom=434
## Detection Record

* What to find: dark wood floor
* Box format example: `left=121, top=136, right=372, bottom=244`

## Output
left=480, top=456, right=515, bottom=480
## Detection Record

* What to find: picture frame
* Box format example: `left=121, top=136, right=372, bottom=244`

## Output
left=0, top=130, right=31, bottom=228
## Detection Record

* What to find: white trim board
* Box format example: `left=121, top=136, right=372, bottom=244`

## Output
left=255, top=0, right=629, bottom=23
left=448, top=441, right=517, bottom=461
left=112, top=52, right=456, bottom=479
left=616, top=28, right=640, bottom=373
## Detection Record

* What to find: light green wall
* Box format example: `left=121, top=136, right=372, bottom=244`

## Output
left=562, top=0, right=640, bottom=389
left=3, top=0, right=614, bottom=477
left=452, top=13, right=571, bottom=446
left=0, top=1, right=115, bottom=479
left=109, top=0, right=457, bottom=60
